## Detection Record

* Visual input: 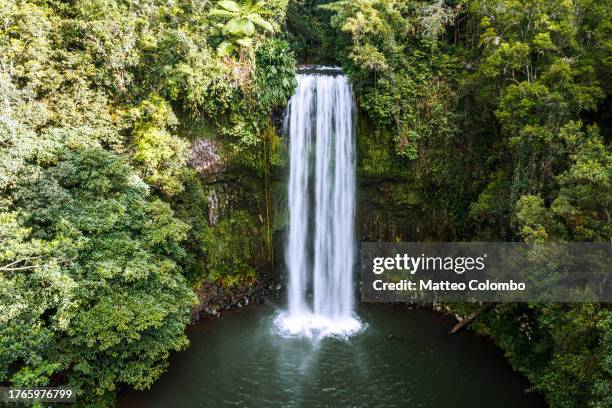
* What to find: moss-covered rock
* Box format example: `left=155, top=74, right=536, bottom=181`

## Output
left=356, top=114, right=413, bottom=180
left=355, top=111, right=455, bottom=241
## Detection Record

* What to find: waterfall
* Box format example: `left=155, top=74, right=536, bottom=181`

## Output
left=275, top=66, right=362, bottom=339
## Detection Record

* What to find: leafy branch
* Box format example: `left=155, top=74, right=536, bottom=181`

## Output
left=209, top=0, right=276, bottom=56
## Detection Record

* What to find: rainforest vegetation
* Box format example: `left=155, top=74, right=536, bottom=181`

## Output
left=0, top=0, right=610, bottom=407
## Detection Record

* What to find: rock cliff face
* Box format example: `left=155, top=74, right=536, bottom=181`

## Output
left=187, top=137, right=285, bottom=320
left=187, top=110, right=454, bottom=321
left=355, top=114, right=455, bottom=242
left=188, top=139, right=226, bottom=180
left=357, top=180, right=453, bottom=242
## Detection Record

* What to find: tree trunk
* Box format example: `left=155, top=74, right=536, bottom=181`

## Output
left=448, top=303, right=496, bottom=334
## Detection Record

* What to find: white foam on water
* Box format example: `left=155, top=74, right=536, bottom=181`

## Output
left=273, top=311, right=364, bottom=340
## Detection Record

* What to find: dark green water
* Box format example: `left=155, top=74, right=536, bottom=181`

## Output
left=119, top=304, right=545, bottom=407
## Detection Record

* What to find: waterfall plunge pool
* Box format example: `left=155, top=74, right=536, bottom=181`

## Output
left=118, top=303, right=545, bottom=407
left=119, top=68, right=544, bottom=407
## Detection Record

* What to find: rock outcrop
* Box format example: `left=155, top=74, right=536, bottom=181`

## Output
left=188, top=138, right=226, bottom=179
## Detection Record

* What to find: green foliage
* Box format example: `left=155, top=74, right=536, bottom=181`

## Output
left=129, top=95, right=189, bottom=197
left=1, top=0, right=296, bottom=405
left=357, top=119, right=412, bottom=179
left=456, top=2, right=611, bottom=407
left=209, top=0, right=277, bottom=56
left=286, top=0, right=338, bottom=62
left=515, top=195, right=558, bottom=242
left=159, top=32, right=296, bottom=171
left=470, top=303, right=612, bottom=408
left=1, top=146, right=196, bottom=404
left=201, top=210, right=258, bottom=287
left=322, top=0, right=458, bottom=160
left=552, top=126, right=611, bottom=241
left=171, top=172, right=274, bottom=288
left=515, top=123, right=611, bottom=242
left=1, top=0, right=610, bottom=407
left=254, top=39, right=299, bottom=111
left=462, top=0, right=608, bottom=236
left=313, top=1, right=612, bottom=406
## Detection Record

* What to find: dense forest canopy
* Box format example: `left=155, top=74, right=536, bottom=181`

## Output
left=1, top=0, right=610, bottom=407
left=0, top=0, right=296, bottom=404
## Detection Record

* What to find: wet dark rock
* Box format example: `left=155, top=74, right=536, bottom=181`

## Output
left=191, top=268, right=282, bottom=322
left=206, top=189, right=220, bottom=226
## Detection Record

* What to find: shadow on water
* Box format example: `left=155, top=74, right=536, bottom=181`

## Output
left=118, top=303, right=546, bottom=408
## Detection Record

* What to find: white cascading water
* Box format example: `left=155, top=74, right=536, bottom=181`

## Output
left=275, top=66, right=362, bottom=339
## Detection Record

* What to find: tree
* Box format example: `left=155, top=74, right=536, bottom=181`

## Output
left=129, top=95, right=189, bottom=197
left=1, top=146, right=196, bottom=404
left=0, top=0, right=296, bottom=405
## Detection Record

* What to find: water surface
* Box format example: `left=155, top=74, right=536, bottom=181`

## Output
left=119, top=304, right=545, bottom=407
